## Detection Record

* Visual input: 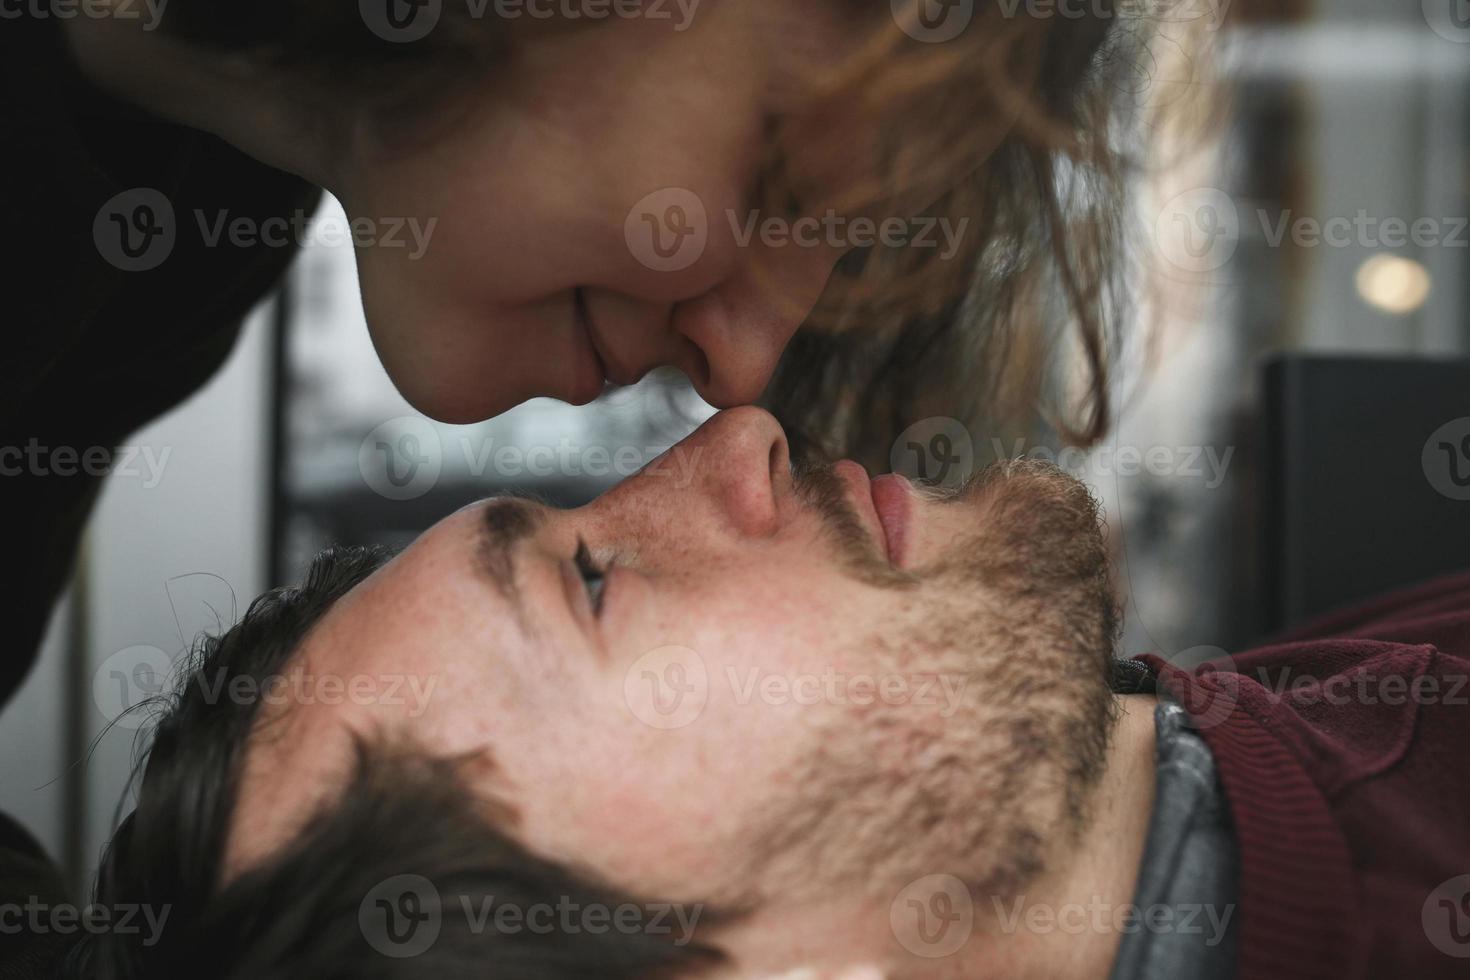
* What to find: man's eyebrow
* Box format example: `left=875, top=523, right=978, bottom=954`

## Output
left=475, top=497, right=545, bottom=603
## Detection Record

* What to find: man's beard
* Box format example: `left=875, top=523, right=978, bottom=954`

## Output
left=740, top=458, right=1120, bottom=905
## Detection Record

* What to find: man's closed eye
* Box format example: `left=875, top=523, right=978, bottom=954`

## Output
left=574, top=538, right=608, bottom=615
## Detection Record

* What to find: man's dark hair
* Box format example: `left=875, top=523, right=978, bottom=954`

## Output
left=64, top=546, right=730, bottom=980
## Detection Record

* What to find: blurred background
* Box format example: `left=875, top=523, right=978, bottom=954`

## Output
left=2, top=0, right=1468, bottom=896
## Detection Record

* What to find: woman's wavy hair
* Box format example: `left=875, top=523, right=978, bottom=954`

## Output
left=765, top=0, right=1149, bottom=466
left=159, top=0, right=1180, bottom=465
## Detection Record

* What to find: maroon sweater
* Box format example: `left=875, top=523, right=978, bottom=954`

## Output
left=1141, top=571, right=1470, bottom=980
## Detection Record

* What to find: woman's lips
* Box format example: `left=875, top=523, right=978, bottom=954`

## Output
left=566, top=287, right=608, bottom=404
left=870, top=473, right=912, bottom=568
left=576, top=288, right=648, bottom=388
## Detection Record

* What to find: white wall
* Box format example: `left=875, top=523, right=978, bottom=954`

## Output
left=0, top=300, right=274, bottom=888
left=0, top=596, right=72, bottom=862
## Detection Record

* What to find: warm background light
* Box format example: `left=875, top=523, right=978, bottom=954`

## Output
left=1355, top=254, right=1432, bottom=315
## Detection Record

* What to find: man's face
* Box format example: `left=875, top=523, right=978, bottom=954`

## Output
left=228, top=408, right=1117, bottom=941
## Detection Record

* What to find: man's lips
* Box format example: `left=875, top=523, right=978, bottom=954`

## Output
left=870, top=473, right=911, bottom=567
left=832, top=461, right=912, bottom=567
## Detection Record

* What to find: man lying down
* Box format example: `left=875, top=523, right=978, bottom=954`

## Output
left=69, top=409, right=1470, bottom=980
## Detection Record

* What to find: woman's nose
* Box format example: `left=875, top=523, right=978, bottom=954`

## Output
left=670, top=238, right=842, bottom=408
left=671, top=290, right=791, bottom=407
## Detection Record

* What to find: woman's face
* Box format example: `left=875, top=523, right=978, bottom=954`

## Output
left=67, top=2, right=885, bottom=422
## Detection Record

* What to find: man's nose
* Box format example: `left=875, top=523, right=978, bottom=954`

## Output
left=669, top=407, right=790, bottom=538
